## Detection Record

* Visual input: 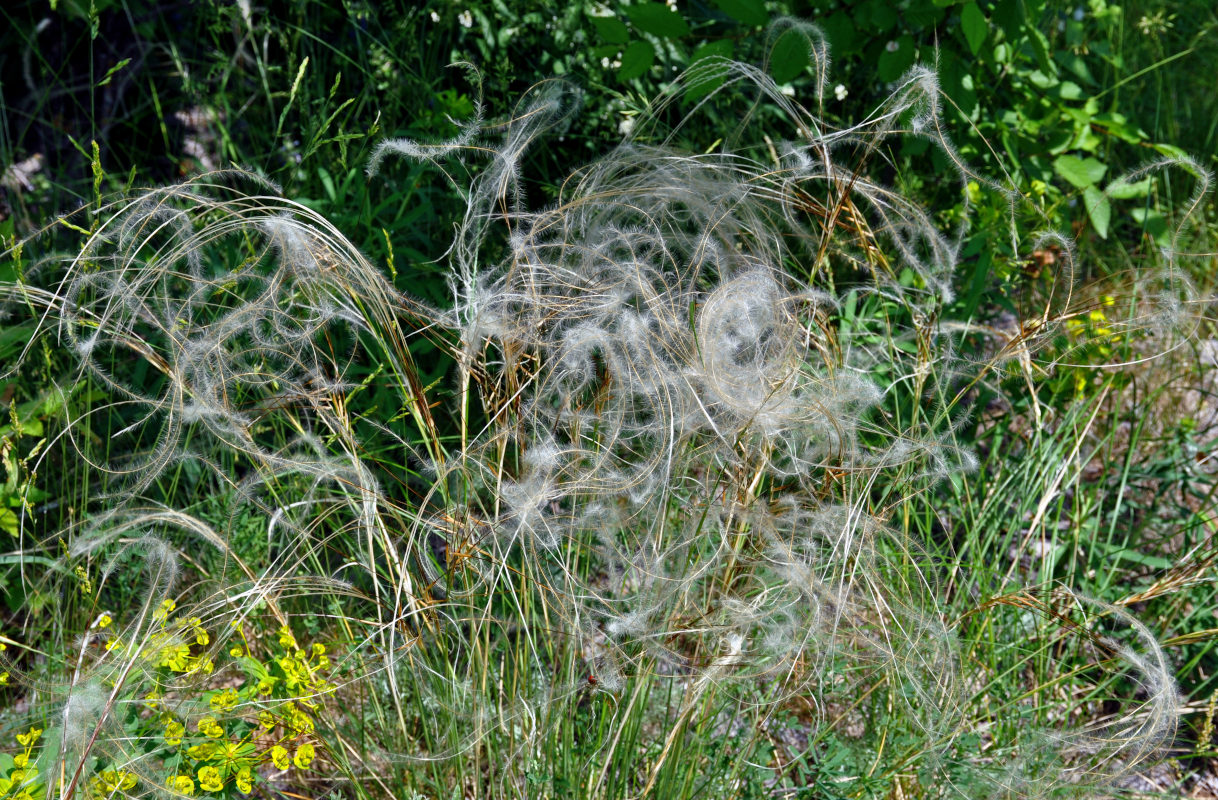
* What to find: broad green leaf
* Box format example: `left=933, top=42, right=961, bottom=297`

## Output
left=1054, top=81, right=1083, bottom=100
left=1151, top=142, right=1189, bottom=160
left=1104, top=177, right=1151, bottom=200
left=618, top=40, right=655, bottom=81
left=1027, top=26, right=1055, bottom=75
left=876, top=36, right=916, bottom=83
left=588, top=14, right=629, bottom=44
left=1092, top=112, right=1147, bottom=144
left=1053, top=154, right=1107, bottom=188
left=1083, top=185, right=1110, bottom=239
left=960, top=3, right=987, bottom=55
left=1131, top=207, right=1171, bottom=246
left=686, top=40, right=734, bottom=100
left=769, top=29, right=809, bottom=84
left=0, top=508, right=17, bottom=537
left=712, top=0, right=767, bottom=27
left=624, top=3, right=689, bottom=38
left=819, top=12, right=858, bottom=56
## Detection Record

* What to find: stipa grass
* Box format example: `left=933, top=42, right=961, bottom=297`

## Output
left=0, top=32, right=1206, bottom=799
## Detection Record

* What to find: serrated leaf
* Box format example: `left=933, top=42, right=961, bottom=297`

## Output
left=712, top=0, right=768, bottom=26
left=1104, top=177, right=1151, bottom=200
left=588, top=14, right=629, bottom=44
left=618, top=40, right=655, bottom=81
left=1083, top=185, right=1110, bottom=239
left=1053, top=154, right=1107, bottom=188
left=624, top=3, right=690, bottom=38
left=960, top=3, right=987, bottom=55
left=768, top=29, right=809, bottom=84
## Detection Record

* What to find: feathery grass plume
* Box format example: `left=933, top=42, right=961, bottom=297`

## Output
left=364, top=25, right=1194, bottom=793
left=0, top=18, right=1200, bottom=797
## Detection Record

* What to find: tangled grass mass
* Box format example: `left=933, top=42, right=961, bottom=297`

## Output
left=0, top=27, right=1210, bottom=799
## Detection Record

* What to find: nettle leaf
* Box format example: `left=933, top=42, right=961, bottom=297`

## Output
left=1053, top=154, right=1107, bottom=188
left=618, top=40, right=655, bottom=81
left=1083, top=185, right=1111, bottom=239
left=712, top=0, right=768, bottom=27
left=960, top=3, right=987, bottom=55
left=624, top=3, right=690, bottom=38
left=687, top=39, right=735, bottom=100
left=769, top=29, right=809, bottom=84
left=588, top=14, right=629, bottom=44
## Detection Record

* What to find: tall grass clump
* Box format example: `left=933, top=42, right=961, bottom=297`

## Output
left=1, top=25, right=1207, bottom=799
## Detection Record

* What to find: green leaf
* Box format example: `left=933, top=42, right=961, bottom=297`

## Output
left=618, top=40, right=655, bottom=81
left=712, top=0, right=768, bottom=26
left=624, top=3, right=690, bottom=38
left=1104, top=177, right=1152, bottom=200
left=1053, top=154, right=1107, bottom=188
left=687, top=40, right=735, bottom=100
left=1131, top=207, right=1170, bottom=246
left=97, top=57, right=132, bottom=87
left=768, top=29, right=809, bottom=84
left=588, top=14, right=629, bottom=44
left=1151, top=142, right=1189, bottom=160
left=1053, top=81, right=1083, bottom=100
left=876, top=36, right=916, bottom=82
left=1083, top=185, right=1110, bottom=239
left=960, top=3, right=987, bottom=55
left=0, top=507, right=17, bottom=537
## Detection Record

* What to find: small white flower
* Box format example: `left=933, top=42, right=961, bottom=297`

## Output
left=618, top=116, right=635, bottom=136
left=458, top=9, right=473, bottom=27
left=601, top=56, right=611, bottom=69
left=885, top=40, right=899, bottom=53
left=834, top=83, right=848, bottom=101
left=779, top=84, right=796, bottom=97
left=666, top=0, right=678, bottom=10
left=429, top=10, right=440, bottom=22
left=1072, top=6, right=1085, bottom=21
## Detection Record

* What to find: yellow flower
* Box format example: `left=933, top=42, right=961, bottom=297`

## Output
left=229, top=645, right=244, bottom=657
left=96, top=613, right=112, bottom=629
left=13, top=753, right=28, bottom=768
left=166, top=775, right=195, bottom=795
left=209, top=688, right=240, bottom=712
left=0, top=672, right=8, bottom=686
left=277, top=626, right=297, bottom=649
left=293, top=741, right=316, bottom=769
left=270, top=745, right=290, bottom=770
left=98, top=770, right=137, bottom=792
left=235, top=767, right=253, bottom=794
left=16, top=727, right=42, bottom=746
left=198, top=716, right=224, bottom=738
left=311, top=643, right=326, bottom=656
left=197, top=766, right=223, bottom=793
left=258, top=710, right=276, bottom=729
left=154, top=598, right=176, bottom=622
left=165, top=719, right=186, bottom=746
